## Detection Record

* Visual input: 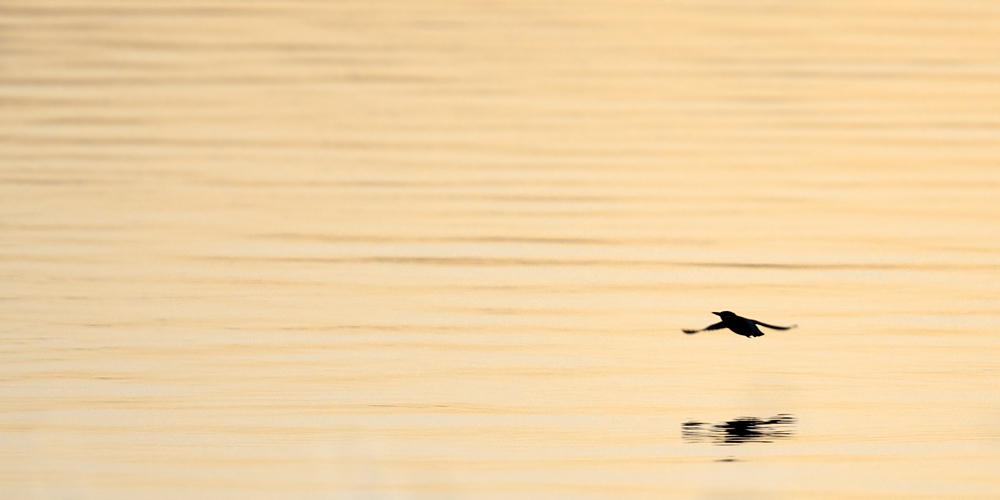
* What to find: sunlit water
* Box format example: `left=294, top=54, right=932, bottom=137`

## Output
left=2, top=1, right=1000, bottom=498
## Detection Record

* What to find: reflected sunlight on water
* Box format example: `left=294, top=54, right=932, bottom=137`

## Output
left=2, top=0, right=1000, bottom=498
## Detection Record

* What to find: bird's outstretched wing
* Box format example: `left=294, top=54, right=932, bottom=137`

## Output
left=751, top=320, right=797, bottom=330
left=683, top=321, right=726, bottom=334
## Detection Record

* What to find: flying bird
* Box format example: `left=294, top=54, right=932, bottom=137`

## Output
left=683, top=311, right=796, bottom=338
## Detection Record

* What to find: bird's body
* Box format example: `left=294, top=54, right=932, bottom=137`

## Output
left=683, top=311, right=796, bottom=338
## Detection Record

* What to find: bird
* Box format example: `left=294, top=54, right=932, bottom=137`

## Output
left=683, top=311, right=796, bottom=338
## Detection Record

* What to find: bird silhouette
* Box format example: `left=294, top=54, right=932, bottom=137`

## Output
left=683, top=311, right=796, bottom=338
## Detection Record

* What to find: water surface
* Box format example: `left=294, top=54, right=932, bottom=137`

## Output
left=2, top=1, right=1000, bottom=498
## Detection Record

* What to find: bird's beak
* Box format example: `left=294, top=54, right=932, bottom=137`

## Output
left=712, top=311, right=722, bottom=316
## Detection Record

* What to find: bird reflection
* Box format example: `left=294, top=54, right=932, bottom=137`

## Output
left=682, top=414, right=795, bottom=445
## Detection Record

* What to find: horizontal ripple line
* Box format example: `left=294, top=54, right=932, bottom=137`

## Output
left=253, top=233, right=717, bottom=246
left=190, top=255, right=999, bottom=271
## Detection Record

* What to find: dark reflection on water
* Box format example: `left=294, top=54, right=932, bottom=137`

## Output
left=682, top=414, right=796, bottom=445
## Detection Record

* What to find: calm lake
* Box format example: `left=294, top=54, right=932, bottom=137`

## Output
left=2, top=1, right=999, bottom=498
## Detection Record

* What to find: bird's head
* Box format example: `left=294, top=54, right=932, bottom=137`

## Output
left=712, top=311, right=736, bottom=318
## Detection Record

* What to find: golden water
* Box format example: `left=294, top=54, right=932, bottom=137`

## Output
left=2, top=1, right=999, bottom=498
